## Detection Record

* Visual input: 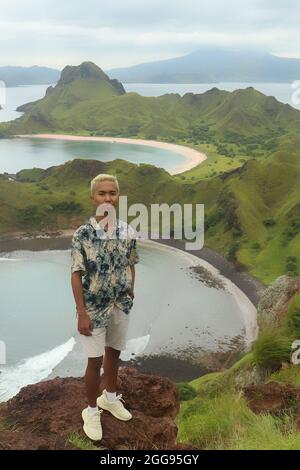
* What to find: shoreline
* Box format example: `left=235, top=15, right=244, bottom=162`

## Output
left=14, top=134, right=207, bottom=175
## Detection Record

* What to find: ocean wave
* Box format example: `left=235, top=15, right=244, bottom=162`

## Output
left=0, top=337, right=75, bottom=402
left=0, top=257, right=24, bottom=262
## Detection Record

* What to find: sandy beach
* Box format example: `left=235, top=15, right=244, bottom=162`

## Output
left=15, top=134, right=207, bottom=175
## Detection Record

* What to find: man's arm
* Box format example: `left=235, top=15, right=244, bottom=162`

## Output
left=71, top=271, right=93, bottom=336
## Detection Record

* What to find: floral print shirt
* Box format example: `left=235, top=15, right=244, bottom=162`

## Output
left=71, top=215, right=139, bottom=327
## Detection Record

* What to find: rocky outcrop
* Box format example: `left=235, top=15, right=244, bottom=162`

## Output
left=57, top=62, right=126, bottom=95
left=243, top=382, right=300, bottom=419
left=0, top=367, right=196, bottom=450
left=257, top=275, right=300, bottom=329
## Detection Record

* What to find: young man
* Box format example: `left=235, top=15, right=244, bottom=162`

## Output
left=70, top=173, right=139, bottom=441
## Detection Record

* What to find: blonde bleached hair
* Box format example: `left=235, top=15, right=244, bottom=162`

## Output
left=90, top=174, right=119, bottom=195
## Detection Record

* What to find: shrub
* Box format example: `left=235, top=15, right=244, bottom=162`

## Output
left=252, top=329, right=292, bottom=369
left=286, top=294, right=300, bottom=337
left=176, top=383, right=197, bottom=401
left=252, top=242, right=261, bottom=251
left=227, top=242, right=240, bottom=262
left=263, top=219, right=276, bottom=227
left=285, top=256, right=298, bottom=277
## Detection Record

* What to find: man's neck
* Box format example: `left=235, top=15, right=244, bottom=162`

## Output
left=94, top=215, right=118, bottom=232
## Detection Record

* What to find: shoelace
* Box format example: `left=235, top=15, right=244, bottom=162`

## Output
left=89, top=409, right=103, bottom=423
left=115, top=393, right=126, bottom=406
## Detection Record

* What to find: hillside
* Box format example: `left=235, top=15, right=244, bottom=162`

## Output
left=0, top=146, right=299, bottom=284
left=106, top=47, right=300, bottom=83
left=176, top=275, right=300, bottom=450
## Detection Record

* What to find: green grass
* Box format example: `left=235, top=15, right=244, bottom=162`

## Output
left=67, top=432, right=105, bottom=450
left=176, top=348, right=300, bottom=450
left=176, top=389, right=300, bottom=450
left=285, top=293, right=300, bottom=337
left=271, top=365, right=300, bottom=387
left=252, top=328, right=293, bottom=369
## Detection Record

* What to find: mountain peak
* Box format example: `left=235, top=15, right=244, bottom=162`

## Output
left=58, top=61, right=111, bottom=85
left=55, top=61, right=126, bottom=95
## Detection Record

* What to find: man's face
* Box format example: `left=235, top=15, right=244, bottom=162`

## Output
left=90, top=180, right=119, bottom=211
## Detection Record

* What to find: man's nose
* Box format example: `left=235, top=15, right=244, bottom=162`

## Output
left=104, top=194, right=112, bottom=202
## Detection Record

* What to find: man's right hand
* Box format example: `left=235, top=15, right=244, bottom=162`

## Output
left=77, top=312, right=93, bottom=336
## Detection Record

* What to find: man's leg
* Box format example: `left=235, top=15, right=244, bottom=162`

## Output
left=103, top=346, right=120, bottom=393
left=97, top=345, right=132, bottom=420
left=85, top=356, right=103, bottom=407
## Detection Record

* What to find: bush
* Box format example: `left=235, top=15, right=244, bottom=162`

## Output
left=263, top=219, right=276, bottom=227
left=252, top=329, right=292, bottom=369
left=51, top=201, right=83, bottom=214
left=227, top=242, right=240, bottom=262
left=285, top=256, right=298, bottom=277
left=286, top=294, right=300, bottom=337
left=176, top=383, right=197, bottom=401
left=252, top=242, right=261, bottom=251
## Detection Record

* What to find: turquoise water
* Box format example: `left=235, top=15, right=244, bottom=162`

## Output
left=0, top=137, right=184, bottom=174
left=0, top=243, right=244, bottom=366
left=0, top=242, right=247, bottom=400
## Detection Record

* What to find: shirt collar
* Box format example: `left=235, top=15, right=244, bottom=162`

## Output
left=87, top=215, right=120, bottom=238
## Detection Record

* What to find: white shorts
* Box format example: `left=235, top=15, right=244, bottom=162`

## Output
left=79, top=304, right=130, bottom=357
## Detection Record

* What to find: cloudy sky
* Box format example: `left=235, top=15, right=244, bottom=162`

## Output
left=1, top=0, right=300, bottom=70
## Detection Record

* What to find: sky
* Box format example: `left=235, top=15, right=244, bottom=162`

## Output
left=1, top=0, right=300, bottom=70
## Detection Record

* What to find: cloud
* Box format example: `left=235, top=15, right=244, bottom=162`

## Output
left=0, top=0, right=299, bottom=68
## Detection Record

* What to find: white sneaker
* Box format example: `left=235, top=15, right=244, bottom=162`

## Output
left=97, top=389, right=132, bottom=421
left=82, top=407, right=103, bottom=441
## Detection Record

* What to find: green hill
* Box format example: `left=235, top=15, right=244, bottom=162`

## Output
left=2, top=62, right=300, bottom=153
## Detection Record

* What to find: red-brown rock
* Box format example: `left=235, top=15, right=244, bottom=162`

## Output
left=0, top=367, right=182, bottom=450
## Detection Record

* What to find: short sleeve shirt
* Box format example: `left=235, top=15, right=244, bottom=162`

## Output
left=71, top=215, right=139, bottom=327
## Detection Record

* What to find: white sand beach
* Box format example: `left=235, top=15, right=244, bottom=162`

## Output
left=15, top=134, right=207, bottom=175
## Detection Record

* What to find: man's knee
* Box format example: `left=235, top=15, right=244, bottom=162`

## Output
left=105, top=346, right=121, bottom=357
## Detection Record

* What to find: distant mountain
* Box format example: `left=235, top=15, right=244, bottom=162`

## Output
left=106, top=47, right=300, bottom=83
left=3, top=60, right=300, bottom=140
left=0, top=66, right=60, bottom=87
